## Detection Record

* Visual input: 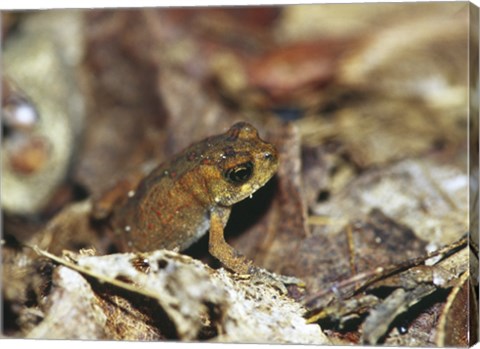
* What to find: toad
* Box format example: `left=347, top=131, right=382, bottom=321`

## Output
left=93, top=122, right=301, bottom=290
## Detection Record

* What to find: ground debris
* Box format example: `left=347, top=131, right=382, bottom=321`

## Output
left=27, top=266, right=107, bottom=339
left=29, top=248, right=327, bottom=344
left=361, top=285, right=437, bottom=345
left=304, top=238, right=470, bottom=345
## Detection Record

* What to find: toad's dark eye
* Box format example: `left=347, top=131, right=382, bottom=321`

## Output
left=224, top=161, right=254, bottom=184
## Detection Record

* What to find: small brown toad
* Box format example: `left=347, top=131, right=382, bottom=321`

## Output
left=93, top=122, right=301, bottom=290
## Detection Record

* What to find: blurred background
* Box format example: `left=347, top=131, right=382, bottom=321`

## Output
left=1, top=3, right=472, bottom=217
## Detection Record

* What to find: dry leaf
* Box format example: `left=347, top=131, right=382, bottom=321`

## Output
left=31, top=248, right=327, bottom=343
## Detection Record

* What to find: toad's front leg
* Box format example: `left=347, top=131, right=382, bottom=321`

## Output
left=208, top=206, right=251, bottom=274
left=208, top=207, right=304, bottom=293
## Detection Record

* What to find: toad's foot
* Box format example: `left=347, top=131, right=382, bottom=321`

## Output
left=248, top=266, right=305, bottom=294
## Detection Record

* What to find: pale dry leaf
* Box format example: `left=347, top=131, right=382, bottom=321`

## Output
left=34, top=248, right=328, bottom=343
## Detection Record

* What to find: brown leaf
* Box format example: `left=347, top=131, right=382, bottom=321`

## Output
left=247, top=40, right=349, bottom=103
left=436, top=271, right=478, bottom=346
left=300, top=209, right=428, bottom=309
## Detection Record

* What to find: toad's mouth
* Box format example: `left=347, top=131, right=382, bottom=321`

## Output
left=214, top=180, right=268, bottom=207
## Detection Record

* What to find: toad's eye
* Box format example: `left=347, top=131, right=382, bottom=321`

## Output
left=224, top=161, right=254, bottom=184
